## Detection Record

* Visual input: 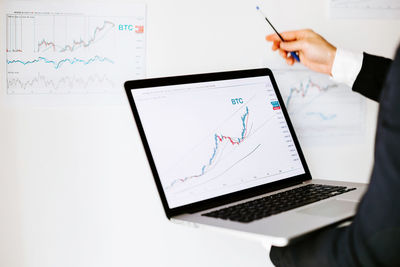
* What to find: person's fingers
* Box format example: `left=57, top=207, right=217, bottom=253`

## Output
left=280, top=40, right=306, bottom=52
left=267, top=29, right=312, bottom=42
left=279, top=30, right=310, bottom=41
left=266, top=34, right=281, bottom=42
left=286, top=57, right=295, bottom=65
left=279, top=49, right=287, bottom=59
left=272, top=41, right=280, bottom=51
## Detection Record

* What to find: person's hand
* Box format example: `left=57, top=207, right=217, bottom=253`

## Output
left=266, top=29, right=337, bottom=75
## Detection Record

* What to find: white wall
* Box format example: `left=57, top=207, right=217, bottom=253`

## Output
left=1, top=0, right=400, bottom=266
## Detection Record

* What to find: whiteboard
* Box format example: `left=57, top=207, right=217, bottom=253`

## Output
left=1, top=0, right=400, bottom=267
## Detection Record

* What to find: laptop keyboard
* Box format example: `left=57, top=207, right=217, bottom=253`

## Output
left=201, top=184, right=356, bottom=223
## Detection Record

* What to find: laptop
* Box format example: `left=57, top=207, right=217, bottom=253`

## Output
left=124, top=68, right=367, bottom=246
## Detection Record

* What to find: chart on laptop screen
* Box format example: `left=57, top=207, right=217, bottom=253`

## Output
left=132, top=76, right=305, bottom=208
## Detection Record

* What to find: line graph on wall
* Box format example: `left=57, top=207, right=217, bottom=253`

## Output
left=273, top=69, right=365, bottom=143
left=5, top=3, right=146, bottom=95
left=330, top=0, right=400, bottom=19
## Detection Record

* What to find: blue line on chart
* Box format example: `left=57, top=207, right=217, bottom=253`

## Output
left=206, top=106, right=249, bottom=170
left=306, top=112, right=337, bottom=121
left=6, top=56, right=114, bottom=69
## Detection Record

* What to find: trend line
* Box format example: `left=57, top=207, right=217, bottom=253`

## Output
left=166, top=106, right=250, bottom=189
left=7, top=55, right=114, bottom=69
left=174, top=144, right=262, bottom=194
left=306, top=112, right=337, bottom=121
left=37, top=21, right=115, bottom=52
left=286, top=78, right=338, bottom=107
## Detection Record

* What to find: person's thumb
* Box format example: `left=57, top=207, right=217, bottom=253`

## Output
left=280, top=40, right=304, bottom=52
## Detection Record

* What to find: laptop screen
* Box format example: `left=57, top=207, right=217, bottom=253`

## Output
left=131, top=75, right=306, bottom=209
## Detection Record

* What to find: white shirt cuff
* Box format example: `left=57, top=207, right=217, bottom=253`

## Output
left=331, top=48, right=363, bottom=88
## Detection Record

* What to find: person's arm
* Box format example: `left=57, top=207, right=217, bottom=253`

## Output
left=266, top=29, right=336, bottom=75
left=352, top=53, right=393, bottom=102
left=331, top=48, right=363, bottom=88
left=266, top=29, right=392, bottom=102
left=266, top=30, right=400, bottom=266
left=269, top=46, right=400, bottom=267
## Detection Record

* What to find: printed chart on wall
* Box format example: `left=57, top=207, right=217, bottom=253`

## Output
left=273, top=69, right=365, bottom=146
left=4, top=1, right=146, bottom=105
left=330, top=0, right=400, bottom=19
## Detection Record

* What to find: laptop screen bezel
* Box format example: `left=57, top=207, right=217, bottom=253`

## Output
left=125, top=68, right=312, bottom=218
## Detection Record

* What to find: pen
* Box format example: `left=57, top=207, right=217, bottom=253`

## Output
left=256, top=6, right=300, bottom=62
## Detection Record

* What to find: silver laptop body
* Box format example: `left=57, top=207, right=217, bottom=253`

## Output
left=125, top=68, right=366, bottom=246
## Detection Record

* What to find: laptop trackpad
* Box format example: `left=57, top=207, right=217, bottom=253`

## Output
left=297, top=199, right=357, bottom=218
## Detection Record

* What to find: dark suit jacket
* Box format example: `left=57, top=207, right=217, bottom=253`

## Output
left=270, top=48, right=399, bottom=267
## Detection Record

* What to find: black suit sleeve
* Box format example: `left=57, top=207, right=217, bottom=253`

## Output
left=270, top=48, right=400, bottom=267
left=352, top=53, right=392, bottom=102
